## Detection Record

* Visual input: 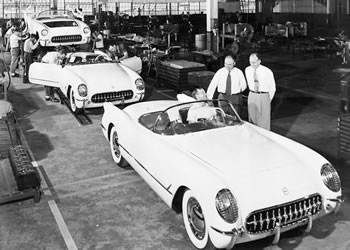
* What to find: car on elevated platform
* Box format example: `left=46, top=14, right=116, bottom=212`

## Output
left=24, top=8, right=90, bottom=48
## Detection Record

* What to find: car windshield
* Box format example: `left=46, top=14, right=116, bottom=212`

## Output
left=66, top=54, right=116, bottom=65
left=139, top=99, right=242, bottom=135
left=36, top=10, right=75, bottom=20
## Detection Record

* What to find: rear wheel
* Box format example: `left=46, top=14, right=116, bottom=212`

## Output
left=182, top=189, right=214, bottom=249
left=69, top=88, right=83, bottom=114
left=110, top=126, right=128, bottom=168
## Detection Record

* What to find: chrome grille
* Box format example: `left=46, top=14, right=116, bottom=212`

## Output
left=91, top=90, right=133, bottom=103
left=51, top=35, right=82, bottom=43
left=246, top=194, right=322, bottom=234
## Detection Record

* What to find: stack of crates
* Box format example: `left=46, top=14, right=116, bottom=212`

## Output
left=338, top=78, right=350, bottom=160
left=157, top=60, right=206, bottom=92
left=0, top=100, right=20, bottom=158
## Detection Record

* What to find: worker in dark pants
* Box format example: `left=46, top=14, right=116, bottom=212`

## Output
left=22, top=33, right=39, bottom=83
left=41, top=49, right=67, bottom=102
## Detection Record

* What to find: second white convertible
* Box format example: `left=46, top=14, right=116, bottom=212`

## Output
left=29, top=52, right=145, bottom=113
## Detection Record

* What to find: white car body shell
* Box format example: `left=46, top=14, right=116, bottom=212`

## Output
left=25, top=9, right=90, bottom=47
left=101, top=100, right=342, bottom=249
left=29, top=52, right=145, bottom=109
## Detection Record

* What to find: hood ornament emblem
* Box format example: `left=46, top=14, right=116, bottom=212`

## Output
left=282, top=187, right=289, bottom=195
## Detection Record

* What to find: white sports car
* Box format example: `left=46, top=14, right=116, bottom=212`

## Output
left=101, top=99, right=343, bottom=249
left=24, top=9, right=90, bottom=47
left=29, top=52, right=145, bottom=113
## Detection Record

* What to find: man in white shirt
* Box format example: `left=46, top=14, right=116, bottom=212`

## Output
left=41, top=49, right=67, bottom=102
left=207, top=54, right=247, bottom=115
left=187, top=88, right=217, bottom=123
left=9, top=29, right=25, bottom=77
left=245, top=53, right=276, bottom=130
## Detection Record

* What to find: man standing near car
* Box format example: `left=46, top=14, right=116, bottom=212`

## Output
left=9, top=28, right=26, bottom=77
left=23, top=33, right=40, bottom=83
left=41, top=48, right=67, bottom=102
left=207, top=54, right=247, bottom=115
left=245, top=53, right=276, bottom=130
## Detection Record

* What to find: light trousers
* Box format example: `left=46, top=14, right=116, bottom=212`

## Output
left=248, top=92, right=271, bottom=130
left=10, top=47, right=20, bottom=74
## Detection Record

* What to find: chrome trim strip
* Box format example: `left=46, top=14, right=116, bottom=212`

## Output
left=100, top=123, right=106, bottom=131
left=210, top=226, right=236, bottom=236
left=305, top=213, right=312, bottom=233
left=119, top=144, right=173, bottom=195
left=272, top=222, right=280, bottom=244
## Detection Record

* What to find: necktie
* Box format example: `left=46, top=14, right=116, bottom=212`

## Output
left=226, top=71, right=231, bottom=95
left=253, top=69, right=259, bottom=92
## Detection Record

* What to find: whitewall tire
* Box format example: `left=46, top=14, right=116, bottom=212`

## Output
left=110, top=126, right=128, bottom=168
left=182, top=189, right=214, bottom=249
left=69, top=88, right=82, bottom=114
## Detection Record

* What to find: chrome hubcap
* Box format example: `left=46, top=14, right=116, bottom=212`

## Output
left=71, top=92, right=76, bottom=110
left=187, top=197, right=205, bottom=240
left=112, top=132, right=121, bottom=158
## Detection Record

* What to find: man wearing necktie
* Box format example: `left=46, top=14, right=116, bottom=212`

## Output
left=245, top=53, right=276, bottom=130
left=207, top=54, right=247, bottom=115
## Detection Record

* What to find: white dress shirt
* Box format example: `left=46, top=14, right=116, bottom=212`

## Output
left=41, top=52, right=60, bottom=64
left=9, top=33, right=21, bottom=48
left=245, top=64, right=276, bottom=100
left=187, top=103, right=216, bottom=123
left=207, top=67, right=247, bottom=99
left=23, top=38, right=39, bottom=53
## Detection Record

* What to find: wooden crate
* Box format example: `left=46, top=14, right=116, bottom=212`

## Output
left=338, top=114, right=350, bottom=160
left=188, top=71, right=215, bottom=91
left=0, top=111, right=20, bottom=159
left=157, top=60, right=206, bottom=92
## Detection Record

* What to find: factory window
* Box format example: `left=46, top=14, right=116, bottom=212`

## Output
left=336, top=0, right=350, bottom=14
left=119, top=3, right=132, bottom=16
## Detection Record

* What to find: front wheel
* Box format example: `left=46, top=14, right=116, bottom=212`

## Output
left=109, top=126, right=129, bottom=168
left=182, top=189, right=214, bottom=249
left=69, top=88, right=83, bottom=114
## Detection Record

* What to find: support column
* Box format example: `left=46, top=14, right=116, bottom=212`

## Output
left=206, top=0, right=218, bottom=52
left=51, top=0, right=57, bottom=10
left=327, top=0, right=331, bottom=14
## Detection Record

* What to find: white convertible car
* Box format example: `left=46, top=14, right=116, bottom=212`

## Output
left=24, top=8, right=90, bottom=47
left=101, top=99, right=343, bottom=249
left=29, top=52, right=145, bottom=113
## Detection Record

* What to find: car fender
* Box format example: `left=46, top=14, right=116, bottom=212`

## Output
left=166, top=144, right=242, bottom=233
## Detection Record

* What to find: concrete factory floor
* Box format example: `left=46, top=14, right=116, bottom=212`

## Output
left=0, top=45, right=350, bottom=250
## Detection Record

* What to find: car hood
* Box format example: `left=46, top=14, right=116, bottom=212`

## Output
left=171, top=124, right=322, bottom=211
left=67, top=64, right=134, bottom=93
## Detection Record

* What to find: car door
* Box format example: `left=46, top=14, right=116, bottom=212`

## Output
left=28, top=62, right=63, bottom=87
left=106, top=106, right=179, bottom=190
left=120, top=56, right=142, bottom=74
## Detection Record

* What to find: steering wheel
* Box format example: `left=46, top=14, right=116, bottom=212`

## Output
left=94, top=54, right=107, bottom=62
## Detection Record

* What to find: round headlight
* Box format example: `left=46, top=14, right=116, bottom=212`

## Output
left=77, top=84, right=88, bottom=97
left=215, top=189, right=238, bottom=223
left=321, top=163, right=341, bottom=192
left=83, top=27, right=90, bottom=34
left=135, top=78, right=145, bottom=91
left=41, top=29, right=48, bottom=36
